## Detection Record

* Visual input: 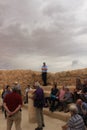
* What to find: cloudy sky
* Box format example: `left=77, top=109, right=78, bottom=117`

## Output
left=0, top=0, right=87, bottom=72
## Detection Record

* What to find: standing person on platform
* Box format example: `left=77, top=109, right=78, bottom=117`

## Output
left=41, top=62, right=48, bottom=86
left=33, top=82, right=45, bottom=130
left=3, top=86, right=22, bottom=130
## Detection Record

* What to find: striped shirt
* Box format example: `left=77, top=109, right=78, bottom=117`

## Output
left=67, top=114, right=86, bottom=130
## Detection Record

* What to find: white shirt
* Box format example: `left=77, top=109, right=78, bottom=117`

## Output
left=42, top=65, right=48, bottom=72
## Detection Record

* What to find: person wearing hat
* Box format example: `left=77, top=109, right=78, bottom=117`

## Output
left=62, top=104, right=86, bottom=130
left=3, top=86, right=22, bottom=130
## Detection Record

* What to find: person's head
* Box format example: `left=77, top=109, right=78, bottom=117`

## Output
left=12, top=86, right=18, bottom=93
left=14, top=81, right=18, bottom=85
left=34, top=81, right=41, bottom=89
left=62, top=86, right=65, bottom=90
left=64, top=87, right=69, bottom=92
left=61, top=85, right=66, bottom=91
left=76, top=78, right=81, bottom=85
left=76, top=99, right=83, bottom=106
left=43, top=62, right=46, bottom=66
left=27, top=85, right=30, bottom=88
left=84, top=79, right=87, bottom=85
left=5, top=85, right=10, bottom=90
left=53, top=82, right=57, bottom=88
left=69, top=104, right=78, bottom=116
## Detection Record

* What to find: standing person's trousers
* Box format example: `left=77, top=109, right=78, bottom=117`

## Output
left=42, top=72, right=47, bottom=86
left=7, top=111, right=22, bottom=130
left=36, top=107, right=44, bottom=128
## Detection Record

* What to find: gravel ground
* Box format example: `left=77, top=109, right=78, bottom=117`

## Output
left=0, top=108, right=66, bottom=130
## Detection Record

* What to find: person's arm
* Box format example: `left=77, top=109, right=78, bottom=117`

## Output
left=62, top=124, right=68, bottom=130
left=3, top=102, right=11, bottom=114
left=44, top=66, right=47, bottom=71
left=62, top=118, right=73, bottom=130
left=81, top=104, right=87, bottom=115
left=11, top=104, right=22, bottom=115
left=63, top=93, right=72, bottom=101
left=4, top=103, right=22, bottom=116
left=41, top=66, right=44, bottom=70
left=56, top=89, right=59, bottom=96
left=44, top=67, right=47, bottom=71
left=42, top=66, right=47, bottom=71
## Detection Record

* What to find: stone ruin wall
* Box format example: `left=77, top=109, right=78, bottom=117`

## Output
left=0, top=68, right=87, bottom=94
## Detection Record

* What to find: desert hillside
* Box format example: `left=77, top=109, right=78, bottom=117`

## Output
left=0, top=68, right=87, bottom=93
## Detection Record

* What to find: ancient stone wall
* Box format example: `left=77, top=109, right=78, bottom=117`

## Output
left=0, top=68, right=87, bottom=93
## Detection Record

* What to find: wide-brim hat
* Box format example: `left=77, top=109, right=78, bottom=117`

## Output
left=14, top=81, right=18, bottom=84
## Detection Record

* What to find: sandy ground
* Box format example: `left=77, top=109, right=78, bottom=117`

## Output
left=0, top=107, right=65, bottom=130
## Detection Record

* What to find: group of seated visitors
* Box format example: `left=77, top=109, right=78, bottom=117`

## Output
left=44, top=78, right=87, bottom=127
left=44, top=78, right=87, bottom=111
left=74, top=78, right=87, bottom=127
left=45, top=82, right=73, bottom=112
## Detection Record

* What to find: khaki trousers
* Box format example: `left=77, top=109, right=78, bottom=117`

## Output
left=7, top=111, right=22, bottom=130
left=35, top=107, right=44, bottom=128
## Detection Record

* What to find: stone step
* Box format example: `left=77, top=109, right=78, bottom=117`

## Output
left=42, top=85, right=75, bottom=92
left=43, top=108, right=70, bottom=122
left=23, top=104, right=70, bottom=122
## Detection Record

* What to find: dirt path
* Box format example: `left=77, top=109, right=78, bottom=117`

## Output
left=0, top=108, right=65, bottom=130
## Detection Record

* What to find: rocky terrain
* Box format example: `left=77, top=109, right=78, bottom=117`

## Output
left=0, top=68, right=87, bottom=93
left=0, top=106, right=65, bottom=130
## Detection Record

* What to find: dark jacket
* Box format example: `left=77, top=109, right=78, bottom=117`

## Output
left=34, top=87, right=45, bottom=108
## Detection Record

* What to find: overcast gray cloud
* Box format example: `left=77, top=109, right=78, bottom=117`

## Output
left=0, top=0, right=87, bottom=72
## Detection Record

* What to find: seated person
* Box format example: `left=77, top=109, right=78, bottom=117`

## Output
left=75, top=79, right=87, bottom=102
left=62, top=104, right=85, bottom=130
left=82, top=79, right=87, bottom=102
left=76, top=99, right=87, bottom=126
left=49, top=82, right=59, bottom=112
left=57, top=86, right=66, bottom=111
left=73, top=78, right=83, bottom=102
left=60, top=87, right=73, bottom=112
